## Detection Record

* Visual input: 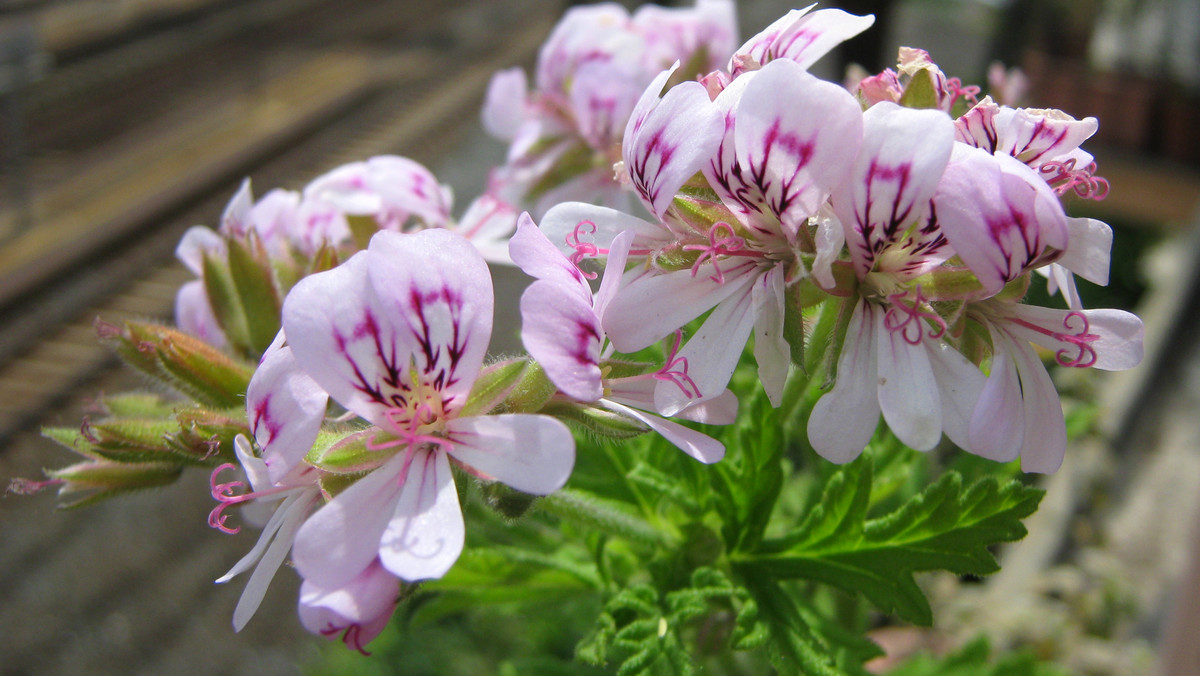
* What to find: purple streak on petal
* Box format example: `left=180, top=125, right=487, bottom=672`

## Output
left=520, top=279, right=603, bottom=401
left=246, top=345, right=328, bottom=483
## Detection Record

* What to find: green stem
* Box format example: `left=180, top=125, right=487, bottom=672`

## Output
left=538, top=489, right=676, bottom=549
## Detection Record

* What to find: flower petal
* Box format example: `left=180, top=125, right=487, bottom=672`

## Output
left=730, top=6, right=875, bottom=75
left=380, top=448, right=464, bottom=581
left=293, top=450, right=406, bottom=589
left=520, top=279, right=603, bottom=401
left=623, top=66, right=724, bottom=218
left=230, top=491, right=319, bottom=631
left=539, top=202, right=668, bottom=262
left=601, top=399, right=725, bottom=464
left=874, top=307, right=941, bottom=451
left=246, top=344, right=329, bottom=483
left=968, top=330, right=1024, bottom=463
left=603, top=259, right=758, bottom=353
left=1009, top=336, right=1066, bottom=473
left=807, top=301, right=881, bottom=463
left=366, top=229, right=494, bottom=409
left=752, top=266, right=790, bottom=407
left=925, top=340, right=985, bottom=452
left=833, top=102, right=954, bottom=277
left=175, top=279, right=227, bottom=348
left=1057, top=217, right=1112, bottom=286
left=509, top=212, right=591, bottom=298
left=654, top=273, right=760, bottom=416
left=482, top=67, right=529, bottom=141
left=446, top=413, right=575, bottom=494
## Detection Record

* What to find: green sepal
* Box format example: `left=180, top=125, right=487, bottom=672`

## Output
left=97, top=392, right=178, bottom=418
left=542, top=401, right=649, bottom=439
left=908, top=265, right=987, bottom=301
left=527, top=143, right=597, bottom=203
left=48, top=460, right=183, bottom=509
left=41, top=426, right=105, bottom=461
left=201, top=250, right=251, bottom=352
left=783, top=283, right=808, bottom=367
left=459, top=358, right=529, bottom=418
left=172, top=406, right=250, bottom=462
left=346, top=214, right=379, bottom=250
left=899, top=68, right=940, bottom=109
left=117, top=321, right=254, bottom=409
left=226, top=233, right=282, bottom=355
left=814, top=292, right=859, bottom=389
left=309, top=429, right=393, bottom=475
left=496, top=359, right=558, bottom=414
left=81, top=418, right=208, bottom=465
left=668, top=172, right=738, bottom=235
left=479, top=481, right=540, bottom=520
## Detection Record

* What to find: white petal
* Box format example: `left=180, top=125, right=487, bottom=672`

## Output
left=293, top=450, right=406, bottom=589
left=175, top=279, right=227, bottom=348
left=653, top=273, right=760, bottom=416
left=603, top=260, right=758, bottom=353
left=520, top=280, right=603, bottom=401
left=874, top=307, right=942, bottom=451
left=1057, top=217, right=1112, bottom=286
left=925, top=341, right=985, bottom=452
left=752, top=267, right=790, bottom=407
left=230, top=491, right=318, bottom=631
left=968, top=332, right=1024, bottom=463
left=482, top=67, right=528, bottom=141
left=246, top=345, right=329, bottom=483
left=446, top=414, right=575, bottom=494
left=601, top=399, right=725, bottom=464
left=807, top=301, right=880, bottom=463
left=509, top=212, right=591, bottom=298
left=731, top=6, right=874, bottom=74
left=1010, top=337, right=1066, bottom=473
left=380, top=449, right=464, bottom=581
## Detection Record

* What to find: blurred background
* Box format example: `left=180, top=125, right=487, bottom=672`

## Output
left=0, top=0, right=1196, bottom=674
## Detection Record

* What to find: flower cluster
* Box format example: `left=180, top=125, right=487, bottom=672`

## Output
left=16, top=2, right=1149, bottom=663
left=481, top=0, right=738, bottom=217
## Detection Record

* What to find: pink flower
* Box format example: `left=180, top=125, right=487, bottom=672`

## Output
left=280, top=229, right=575, bottom=589
left=298, top=558, right=400, bottom=654
left=511, top=214, right=735, bottom=463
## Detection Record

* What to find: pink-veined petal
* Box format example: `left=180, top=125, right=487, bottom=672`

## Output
left=446, top=413, right=575, bottom=494
left=808, top=300, right=881, bottom=463
left=833, top=102, right=954, bottom=277
left=604, top=259, right=758, bottom=353
left=298, top=558, right=399, bottom=647
left=520, top=279, right=603, bottom=401
left=366, top=229, right=494, bottom=410
left=753, top=266, right=790, bottom=407
left=1001, top=304, right=1143, bottom=371
left=380, top=448, right=464, bottom=581
left=717, top=60, right=863, bottom=238
left=246, top=345, right=329, bottom=483
left=454, top=193, right=518, bottom=265
left=623, top=66, right=724, bottom=218
left=654, top=274, right=760, bottom=416
left=570, top=57, right=645, bottom=151
left=281, top=251, right=400, bottom=428
left=303, top=162, right=382, bottom=216
left=935, top=145, right=1068, bottom=294
left=992, top=106, right=1099, bottom=168
left=874, top=306, right=941, bottom=451
left=730, top=6, right=875, bottom=75
left=293, top=450, right=407, bottom=589
left=482, top=67, right=529, bottom=141
left=601, top=399, right=725, bottom=464
left=365, top=156, right=453, bottom=230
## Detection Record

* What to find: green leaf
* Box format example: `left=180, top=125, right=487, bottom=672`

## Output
left=746, top=459, right=1044, bottom=625
left=886, top=635, right=1074, bottom=676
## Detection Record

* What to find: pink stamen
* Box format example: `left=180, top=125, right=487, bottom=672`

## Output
left=566, top=220, right=607, bottom=280
left=207, top=463, right=293, bottom=534
left=884, top=290, right=946, bottom=345
left=1039, top=159, right=1109, bottom=200
left=681, top=222, right=761, bottom=284
left=651, top=330, right=701, bottom=400
left=7, top=477, right=64, bottom=495
left=946, top=78, right=980, bottom=108
left=1011, top=311, right=1099, bottom=368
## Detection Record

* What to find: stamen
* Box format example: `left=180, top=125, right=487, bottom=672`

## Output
left=7, top=477, right=64, bottom=495
left=1011, top=311, right=1099, bottom=368
left=681, top=222, right=761, bottom=284
left=884, top=289, right=946, bottom=345
left=208, top=463, right=249, bottom=534
left=566, top=220, right=606, bottom=279
left=1039, top=159, right=1109, bottom=200
left=651, top=330, right=701, bottom=400
left=946, top=78, right=980, bottom=108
